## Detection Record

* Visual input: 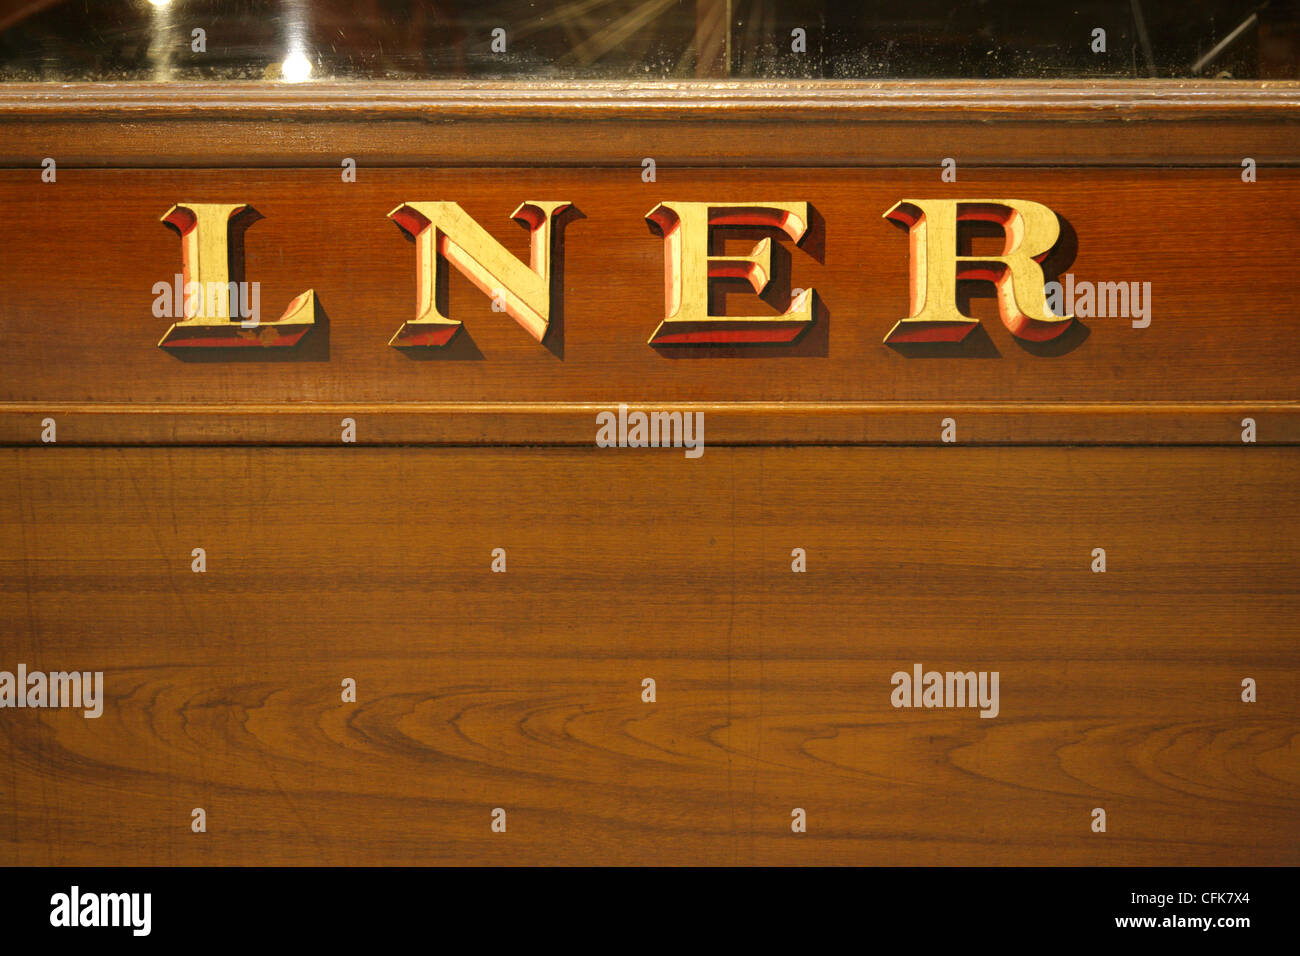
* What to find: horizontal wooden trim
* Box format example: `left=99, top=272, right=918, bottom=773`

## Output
left=4, top=80, right=1299, bottom=117
left=1, top=81, right=1297, bottom=167
left=2, top=402, right=1295, bottom=446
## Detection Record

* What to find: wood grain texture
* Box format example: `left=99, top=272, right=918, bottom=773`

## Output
left=1, top=83, right=1295, bottom=869
left=1, top=446, right=1296, bottom=865
left=0, top=166, right=1297, bottom=446
left=3, top=402, right=1298, bottom=445
left=1, top=81, right=1298, bottom=166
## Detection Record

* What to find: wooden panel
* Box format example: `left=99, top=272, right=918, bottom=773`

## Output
left=1, top=445, right=1296, bottom=865
left=1, top=81, right=1295, bottom=874
left=2, top=81, right=1298, bottom=167
left=4, top=401, right=1296, bottom=445
left=0, top=166, right=1297, bottom=444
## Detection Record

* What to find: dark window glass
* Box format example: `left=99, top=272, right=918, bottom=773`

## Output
left=0, top=0, right=1294, bottom=81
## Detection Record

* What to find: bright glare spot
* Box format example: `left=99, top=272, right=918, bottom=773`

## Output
left=148, top=0, right=173, bottom=7
left=281, top=51, right=313, bottom=83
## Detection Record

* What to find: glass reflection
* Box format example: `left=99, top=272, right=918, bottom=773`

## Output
left=0, top=0, right=1293, bottom=82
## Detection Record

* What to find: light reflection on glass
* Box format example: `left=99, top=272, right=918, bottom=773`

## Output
left=146, top=0, right=176, bottom=81
left=278, top=0, right=313, bottom=82
left=0, top=1, right=1293, bottom=82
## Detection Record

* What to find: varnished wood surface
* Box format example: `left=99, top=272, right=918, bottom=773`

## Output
left=3, top=401, right=1297, bottom=445
left=1, top=446, right=1296, bottom=865
left=1, top=81, right=1297, bottom=166
left=1, top=84, right=1295, bottom=868
left=0, top=167, right=1296, bottom=446
left=8, top=80, right=1299, bottom=115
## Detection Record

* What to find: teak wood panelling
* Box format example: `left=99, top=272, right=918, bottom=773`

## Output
left=0, top=165, right=1297, bottom=444
left=1, top=81, right=1299, bottom=167
left=0, top=82, right=1297, bottom=867
left=1, top=446, right=1296, bottom=866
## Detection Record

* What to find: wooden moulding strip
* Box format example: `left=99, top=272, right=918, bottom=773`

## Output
left=0, top=402, right=1296, bottom=446
left=0, top=81, right=1297, bottom=167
